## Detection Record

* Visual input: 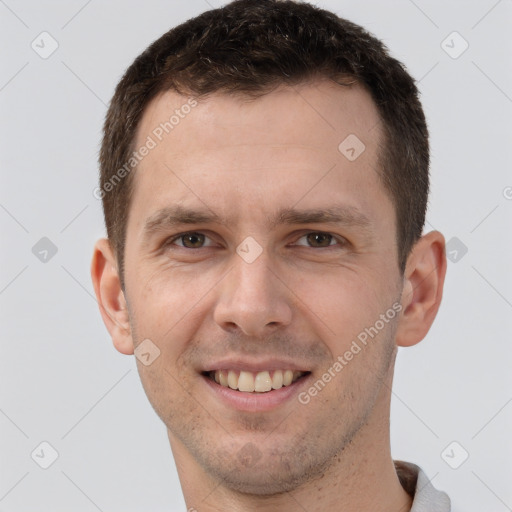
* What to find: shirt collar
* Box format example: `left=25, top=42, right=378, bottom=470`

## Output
left=394, top=460, right=451, bottom=512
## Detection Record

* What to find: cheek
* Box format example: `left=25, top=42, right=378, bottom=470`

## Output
left=291, top=267, right=388, bottom=345
left=128, top=262, right=217, bottom=340
left=136, top=356, right=201, bottom=430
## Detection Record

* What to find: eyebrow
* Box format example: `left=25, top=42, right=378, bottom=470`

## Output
left=143, top=204, right=373, bottom=238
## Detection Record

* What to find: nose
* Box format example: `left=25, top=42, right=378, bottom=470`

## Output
left=213, top=250, right=293, bottom=337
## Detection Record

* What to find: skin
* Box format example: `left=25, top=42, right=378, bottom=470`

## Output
left=91, top=79, right=446, bottom=512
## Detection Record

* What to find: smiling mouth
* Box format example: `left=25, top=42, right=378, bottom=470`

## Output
left=203, top=369, right=310, bottom=393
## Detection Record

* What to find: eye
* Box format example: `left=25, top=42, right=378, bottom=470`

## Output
left=164, top=231, right=345, bottom=251
left=167, top=232, right=215, bottom=249
left=293, top=232, right=343, bottom=248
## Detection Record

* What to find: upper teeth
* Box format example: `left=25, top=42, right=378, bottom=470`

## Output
left=211, top=370, right=305, bottom=393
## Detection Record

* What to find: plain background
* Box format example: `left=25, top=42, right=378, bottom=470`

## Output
left=1, top=0, right=511, bottom=510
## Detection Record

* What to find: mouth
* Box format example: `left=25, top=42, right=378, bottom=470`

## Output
left=202, top=369, right=310, bottom=393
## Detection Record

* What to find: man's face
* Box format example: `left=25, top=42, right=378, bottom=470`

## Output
left=123, top=80, right=403, bottom=493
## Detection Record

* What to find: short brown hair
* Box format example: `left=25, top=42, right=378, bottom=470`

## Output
left=99, top=0, right=429, bottom=287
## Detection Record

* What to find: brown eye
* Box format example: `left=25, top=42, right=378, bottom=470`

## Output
left=178, top=232, right=206, bottom=248
left=305, top=232, right=335, bottom=247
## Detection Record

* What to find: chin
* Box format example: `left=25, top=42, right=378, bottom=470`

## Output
left=212, top=465, right=307, bottom=496
left=202, top=442, right=329, bottom=496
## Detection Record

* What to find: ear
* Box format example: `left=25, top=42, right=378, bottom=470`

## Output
left=91, top=238, right=134, bottom=355
left=395, top=231, right=447, bottom=347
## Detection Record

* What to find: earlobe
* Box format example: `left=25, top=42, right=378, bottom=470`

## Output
left=91, top=238, right=134, bottom=355
left=395, top=231, right=447, bottom=348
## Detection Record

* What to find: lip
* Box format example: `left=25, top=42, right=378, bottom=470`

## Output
left=202, top=357, right=310, bottom=373
left=201, top=371, right=312, bottom=412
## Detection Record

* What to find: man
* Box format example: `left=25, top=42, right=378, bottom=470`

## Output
left=91, top=0, right=450, bottom=510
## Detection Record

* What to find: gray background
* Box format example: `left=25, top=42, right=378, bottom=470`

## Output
left=1, top=0, right=511, bottom=510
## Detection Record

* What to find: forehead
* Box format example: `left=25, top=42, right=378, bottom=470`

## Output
left=136, top=79, right=381, bottom=154
left=128, top=79, right=390, bottom=234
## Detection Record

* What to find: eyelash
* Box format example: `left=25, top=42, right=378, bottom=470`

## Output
left=163, top=231, right=347, bottom=250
